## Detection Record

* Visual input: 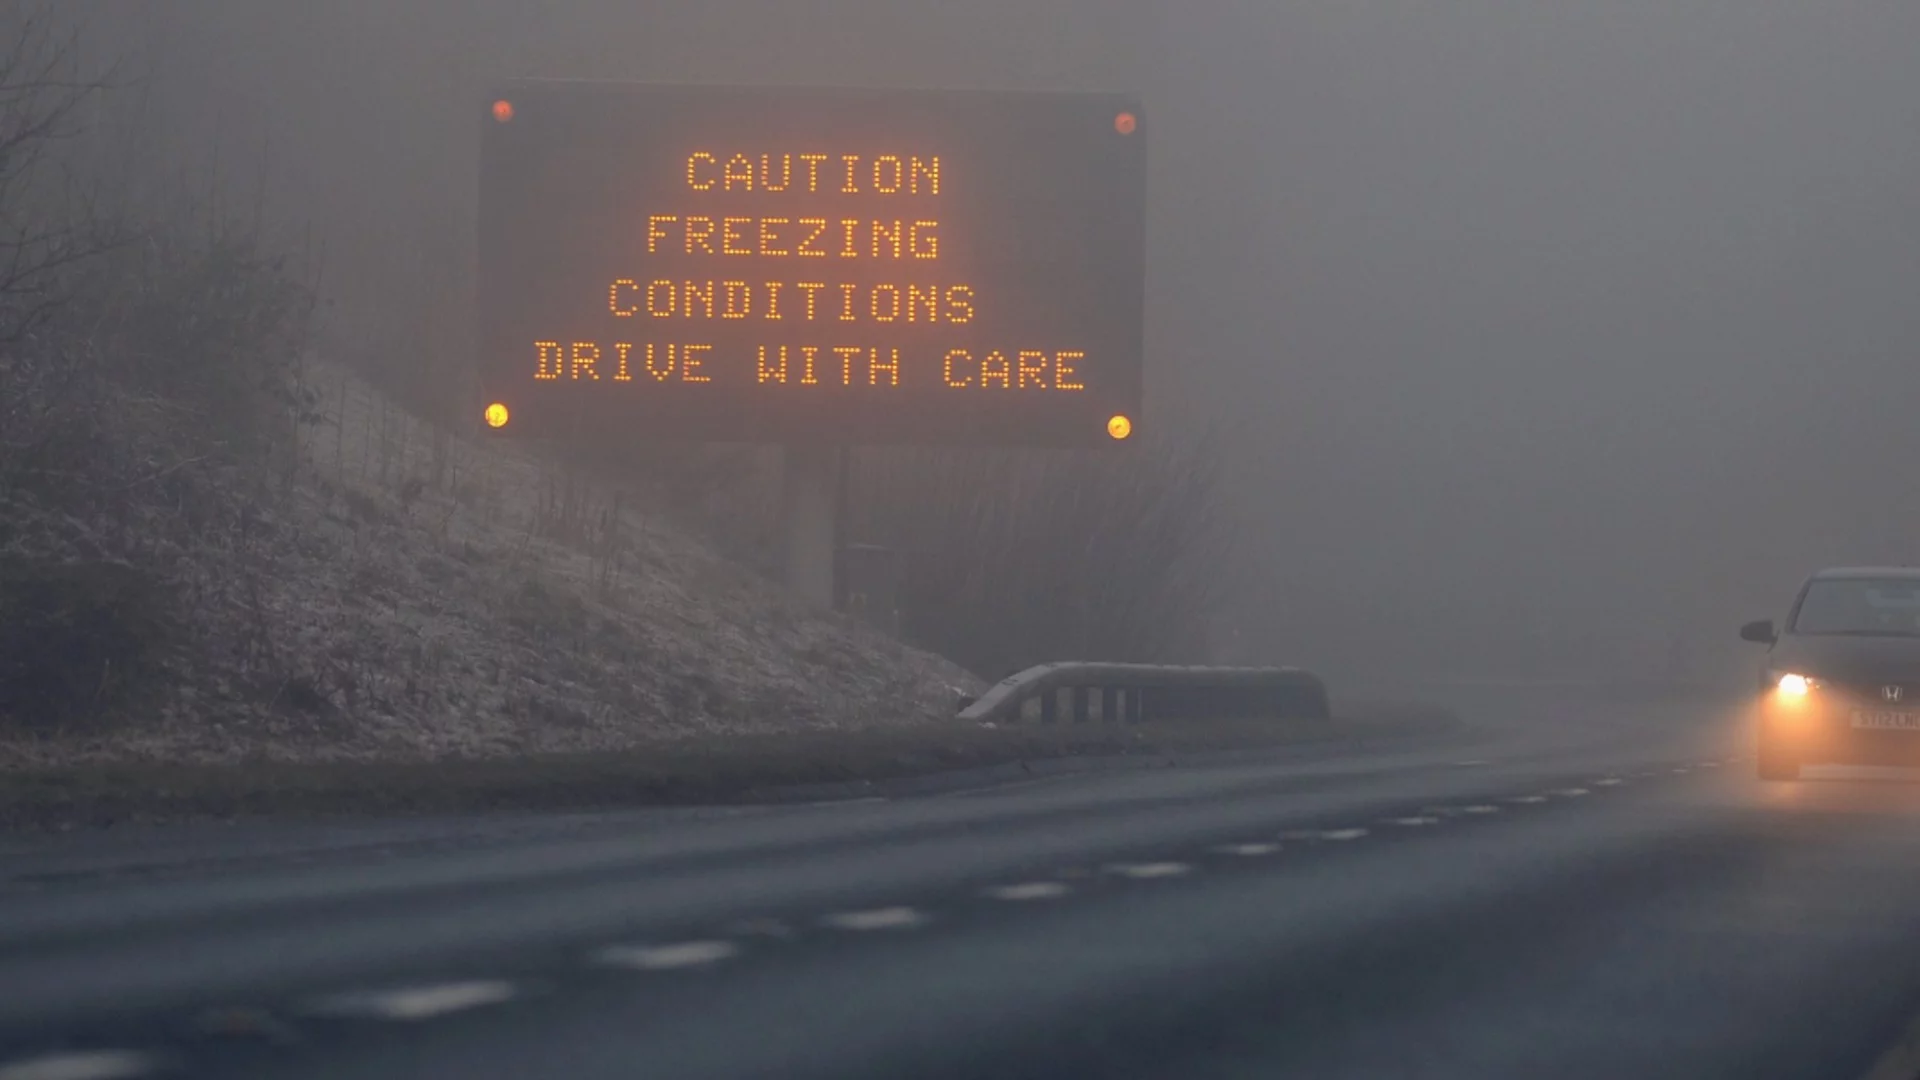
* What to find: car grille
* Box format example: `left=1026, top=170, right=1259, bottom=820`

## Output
left=1830, top=680, right=1920, bottom=703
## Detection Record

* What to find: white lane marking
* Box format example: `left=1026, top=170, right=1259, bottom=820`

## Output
left=1593, top=778, right=1624, bottom=786
left=821, top=906, right=928, bottom=931
left=1212, top=843, right=1280, bottom=857
left=1553, top=788, right=1591, bottom=798
left=305, top=980, right=517, bottom=1021
left=1697, top=761, right=1722, bottom=769
left=1672, top=767, right=1692, bottom=774
left=983, top=881, right=1072, bottom=901
left=1422, top=805, right=1494, bottom=817
left=1386, top=816, right=1441, bottom=827
left=1506, top=795, right=1549, bottom=804
left=0, top=1051, right=157, bottom=1080
left=595, top=941, right=739, bottom=971
left=1451, top=759, right=1490, bottom=767
left=1107, top=861, right=1193, bottom=879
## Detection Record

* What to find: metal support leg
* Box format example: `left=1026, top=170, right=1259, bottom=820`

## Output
left=781, top=445, right=836, bottom=607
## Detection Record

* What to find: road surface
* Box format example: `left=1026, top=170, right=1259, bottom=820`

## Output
left=5, top=685, right=1920, bottom=1079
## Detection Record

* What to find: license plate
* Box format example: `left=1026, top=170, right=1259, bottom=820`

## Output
left=1851, top=709, right=1920, bottom=731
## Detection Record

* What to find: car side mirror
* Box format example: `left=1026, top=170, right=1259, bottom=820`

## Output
left=1740, top=618, right=1777, bottom=644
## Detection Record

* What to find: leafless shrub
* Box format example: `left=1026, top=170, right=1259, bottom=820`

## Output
left=0, top=3, right=118, bottom=345
left=522, top=424, right=1238, bottom=681
left=847, top=430, right=1237, bottom=679
left=0, top=2, right=319, bottom=733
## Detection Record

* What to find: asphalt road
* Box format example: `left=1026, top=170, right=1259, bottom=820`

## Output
left=6, top=685, right=1920, bottom=1080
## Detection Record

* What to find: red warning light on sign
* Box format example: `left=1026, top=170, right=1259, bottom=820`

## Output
left=491, top=99, right=515, bottom=123
left=1114, top=112, right=1137, bottom=135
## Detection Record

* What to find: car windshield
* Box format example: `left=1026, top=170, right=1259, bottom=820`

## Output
left=1792, top=578, right=1920, bottom=636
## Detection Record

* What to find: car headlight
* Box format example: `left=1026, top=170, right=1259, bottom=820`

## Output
left=1775, top=673, right=1824, bottom=697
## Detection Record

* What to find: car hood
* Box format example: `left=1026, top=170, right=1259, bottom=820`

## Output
left=1771, top=634, right=1920, bottom=684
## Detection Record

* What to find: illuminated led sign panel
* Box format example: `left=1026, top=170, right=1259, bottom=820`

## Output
left=478, top=81, right=1145, bottom=446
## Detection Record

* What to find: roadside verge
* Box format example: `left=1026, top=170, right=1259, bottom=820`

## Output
left=0, top=702, right=1455, bottom=830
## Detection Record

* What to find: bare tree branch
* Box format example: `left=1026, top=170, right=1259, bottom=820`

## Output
left=0, top=11, right=118, bottom=342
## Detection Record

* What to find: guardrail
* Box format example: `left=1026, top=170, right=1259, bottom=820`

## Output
left=957, top=663, right=1331, bottom=726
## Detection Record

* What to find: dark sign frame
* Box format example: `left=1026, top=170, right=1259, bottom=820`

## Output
left=476, top=80, right=1145, bottom=447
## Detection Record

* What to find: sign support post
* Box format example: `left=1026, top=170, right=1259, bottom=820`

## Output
left=781, top=444, right=837, bottom=607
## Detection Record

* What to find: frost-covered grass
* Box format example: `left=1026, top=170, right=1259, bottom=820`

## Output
left=0, top=359, right=981, bottom=767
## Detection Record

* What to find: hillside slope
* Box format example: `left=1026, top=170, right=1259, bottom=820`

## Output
left=1, top=361, right=981, bottom=767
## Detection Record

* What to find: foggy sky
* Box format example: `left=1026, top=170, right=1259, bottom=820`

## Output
left=79, top=1, right=1920, bottom=685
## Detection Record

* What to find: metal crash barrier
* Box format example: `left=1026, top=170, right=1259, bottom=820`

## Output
left=957, top=663, right=1331, bottom=726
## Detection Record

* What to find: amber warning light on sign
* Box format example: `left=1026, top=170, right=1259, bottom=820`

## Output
left=1107, top=415, right=1133, bottom=440
left=484, top=402, right=510, bottom=428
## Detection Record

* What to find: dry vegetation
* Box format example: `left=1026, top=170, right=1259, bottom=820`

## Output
left=521, top=432, right=1241, bottom=683
left=848, top=437, right=1234, bottom=679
